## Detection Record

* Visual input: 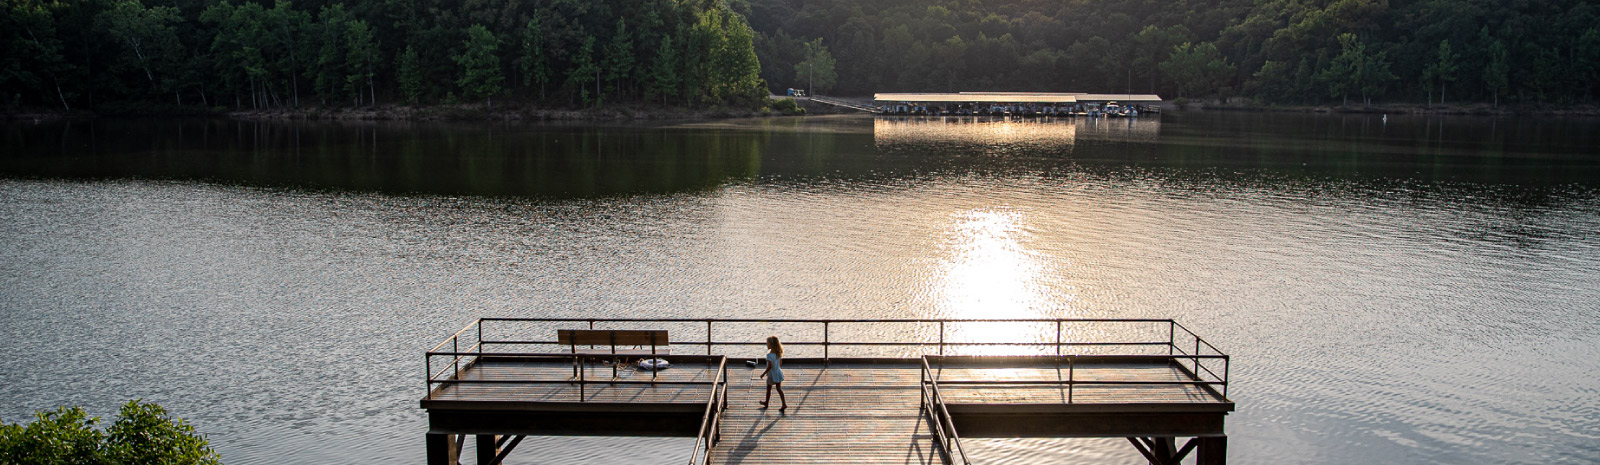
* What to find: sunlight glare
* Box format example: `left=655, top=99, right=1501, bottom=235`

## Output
left=930, top=209, right=1063, bottom=354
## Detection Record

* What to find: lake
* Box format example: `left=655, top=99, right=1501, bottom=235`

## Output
left=2, top=113, right=1598, bottom=464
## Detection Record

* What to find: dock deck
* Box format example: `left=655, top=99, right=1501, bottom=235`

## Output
left=421, top=318, right=1233, bottom=465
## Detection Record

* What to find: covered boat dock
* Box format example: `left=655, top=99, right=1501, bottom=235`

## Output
left=875, top=92, right=1163, bottom=116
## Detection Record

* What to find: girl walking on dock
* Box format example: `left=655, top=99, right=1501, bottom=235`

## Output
left=759, top=336, right=788, bottom=410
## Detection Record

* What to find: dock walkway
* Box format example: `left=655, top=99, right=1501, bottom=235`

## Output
left=713, top=362, right=937, bottom=465
left=420, top=318, right=1233, bottom=465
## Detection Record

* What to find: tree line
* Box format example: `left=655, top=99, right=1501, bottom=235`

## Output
left=1, top=0, right=767, bottom=111
left=744, top=0, right=1600, bottom=106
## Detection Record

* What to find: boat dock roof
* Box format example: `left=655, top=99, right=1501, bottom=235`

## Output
left=875, top=92, right=1163, bottom=103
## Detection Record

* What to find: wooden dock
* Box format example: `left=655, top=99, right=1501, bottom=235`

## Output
left=421, top=318, right=1233, bottom=465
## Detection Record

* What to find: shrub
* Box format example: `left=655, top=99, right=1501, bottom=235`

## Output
left=0, top=407, right=103, bottom=465
left=771, top=98, right=805, bottom=115
left=0, top=400, right=221, bottom=465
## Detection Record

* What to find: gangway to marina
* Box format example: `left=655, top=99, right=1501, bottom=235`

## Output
left=420, top=318, right=1233, bottom=465
left=781, top=95, right=878, bottom=113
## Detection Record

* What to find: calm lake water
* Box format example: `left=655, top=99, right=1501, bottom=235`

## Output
left=2, top=113, right=1599, bottom=464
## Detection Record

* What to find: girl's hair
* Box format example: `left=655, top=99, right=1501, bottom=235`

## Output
left=766, top=336, right=784, bottom=357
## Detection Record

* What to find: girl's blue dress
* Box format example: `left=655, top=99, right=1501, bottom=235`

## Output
left=766, top=352, right=784, bottom=384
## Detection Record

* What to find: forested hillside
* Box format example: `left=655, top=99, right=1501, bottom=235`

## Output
left=4, top=0, right=1596, bottom=113
left=744, top=0, right=1599, bottom=105
left=1, top=0, right=765, bottom=112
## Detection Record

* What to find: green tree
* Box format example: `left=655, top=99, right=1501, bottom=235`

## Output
left=1131, top=25, right=1191, bottom=93
left=1421, top=39, right=1458, bottom=105
left=265, top=1, right=311, bottom=107
left=1247, top=60, right=1297, bottom=102
left=454, top=24, right=503, bottom=107
left=103, top=401, right=221, bottom=465
left=1357, top=44, right=1395, bottom=105
left=520, top=16, right=550, bottom=99
left=1318, top=33, right=1366, bottom=105
left=3, top=0, right=74, bottom=109
left=793, top=38, right=836, bottom=95
left=308, top=4, right=350, bottom=105
left=604, top=18, right=633, bottom=98
left=0, top=407, right=103, bottom=464
left=1160, top=41, right=1233, bottom=98
left=1481, top=27, right=1509, bottom=107
left=398, top=44, right=423, bottom=104
left=201, top=1, right=272, bottom=109
left=567, top=36, right=599, bottom=106
left=0, top=401, right=220, bottom=465
left=344, top=19, right=378, bottom=106
left=97, top=0, right=185, bottom=102
left=649, top=34, right=679, bottom=105
left=1577, top=28, right=1600, bottom=101
left=933, top=35, right=968, bottom=92
left=712, top=11, right=765, bottom=105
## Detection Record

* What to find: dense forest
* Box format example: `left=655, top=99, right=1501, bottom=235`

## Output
left=747, top=0, right=1599, bottom=105
left=3, top=0, right=1597, bottom=113
left=1, top=0, right=765, bottom=112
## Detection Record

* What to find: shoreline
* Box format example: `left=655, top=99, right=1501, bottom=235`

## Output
left=10, top=99, right=1600, bottom=121
left=0, top=100, right=825, bottom=122
left=1188, top=101, right=1600, bottom=116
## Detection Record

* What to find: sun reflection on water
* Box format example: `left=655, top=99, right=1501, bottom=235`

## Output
left=872, top=116, right=1161, bottom=151
left=929, top=208, right=1072, bottom=354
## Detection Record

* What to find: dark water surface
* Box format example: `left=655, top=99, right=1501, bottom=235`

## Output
left=2, top=113, right=1598, bottom=464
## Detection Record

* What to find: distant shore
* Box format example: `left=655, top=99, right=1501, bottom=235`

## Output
left=0, top=99, right=824, bottom=122
left=1188, top=100, right=1600, bottom=116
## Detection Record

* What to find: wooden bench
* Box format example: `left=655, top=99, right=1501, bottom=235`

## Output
left=557, top=329, right=670, bottom=380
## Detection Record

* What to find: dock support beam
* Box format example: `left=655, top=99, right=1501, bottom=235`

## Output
left=1197, top=435, right=1227, bottom=465
left=1130, top=437, right=1219, bottom=465
left=475, top=435, right=501, bottom=465
left=426, top=433, right=461, bottom=465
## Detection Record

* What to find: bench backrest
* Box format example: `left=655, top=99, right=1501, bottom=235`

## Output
left=557, top=329, right=669, bottom=348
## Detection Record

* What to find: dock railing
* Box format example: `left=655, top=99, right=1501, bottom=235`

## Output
left=688, top=357, right=730, bottom=465
left=921, top=357, right=972, bottom=465
left=426, top=318, right=1229, bottom=400
left=809, top=95, right=879, bottom=112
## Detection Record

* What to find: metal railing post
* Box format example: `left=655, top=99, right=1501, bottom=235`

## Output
left=823, top=321, right=830, bottom=360
left=477, top=319, right=483, bottom=354
left=1168, top=320, right=1175, bottom=355
left=1068, top=357, right=1075, bottom=403
left=1055, top=320, right=1062, bottom=356
left=706, top=320, right=712, bottom=355
left=938, top=321, right=945, bottom=356
left=1194, top=337, right=1201, bottom=375
left=452, top=338, right=459, bottom=379
left=1223, top=356, right=1230, bottom=397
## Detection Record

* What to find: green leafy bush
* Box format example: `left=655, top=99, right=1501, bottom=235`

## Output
left=771, top=98, right=805, bottom=115
left=0, top=400, right=221, bottom=465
